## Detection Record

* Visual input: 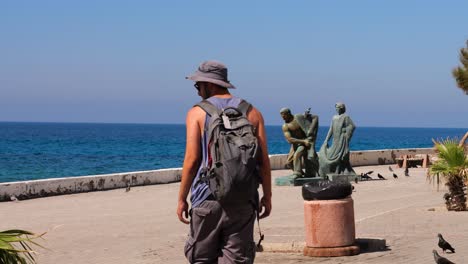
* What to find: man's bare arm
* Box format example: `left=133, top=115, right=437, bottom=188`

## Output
left=282, top=124, right=309, bottom=146
left=177, top=107, right=204, bottom=224
left=248, top=107, right=272, bottom=218
left=322, top=121, right=333, bottom=148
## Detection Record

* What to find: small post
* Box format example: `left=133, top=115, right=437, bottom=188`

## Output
left=422, top=154, right=429, bottom=168
left=402, top=155, right=408, bottom=169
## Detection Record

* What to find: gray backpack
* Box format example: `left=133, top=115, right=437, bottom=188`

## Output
left=196, top=99, right=260, bottom=205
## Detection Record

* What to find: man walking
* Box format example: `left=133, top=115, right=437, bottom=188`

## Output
left=177, top=60, right=272, bottom=263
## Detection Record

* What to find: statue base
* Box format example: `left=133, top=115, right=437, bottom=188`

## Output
left=326, top=174, right=358, bottom=182
left=275, top=175, right=296, bottom=186
left=294, top=177, right=324, bottom=186
left=275, top=175, right=323, bottom=186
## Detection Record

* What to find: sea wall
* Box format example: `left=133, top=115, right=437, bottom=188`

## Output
left=0, top=148, right=435, bottom=201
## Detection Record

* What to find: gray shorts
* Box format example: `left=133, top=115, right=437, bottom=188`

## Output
left=184, top=200, right=256, bottom=264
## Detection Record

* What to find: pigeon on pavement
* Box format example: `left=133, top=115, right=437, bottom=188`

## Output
left=438, top=233, right=455, bottom=253
left=393, top=173, right=398, bottom=179
left=377, top=173, right=386, bottom=180
left=361, top=173, right=372, bottom=180
left=433, top=250, right=455, bottom=264
left=388, top=166, right=393, bottom=172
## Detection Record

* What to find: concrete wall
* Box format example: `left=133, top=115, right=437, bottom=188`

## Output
left=0, top=168, right=182, bottom=202
left=349, top=148, right=435, bottom=166
left=269, top=148, right=435, bottom=169
left=0, top=148, right=435, bottom=201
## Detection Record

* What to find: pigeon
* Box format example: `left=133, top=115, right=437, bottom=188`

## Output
left=388, top=166, right=393, bottom=172
left=366, top=170, right=374, bottom=175
left=438, top=233, right=455, bottom=253
left=354, top=177, right=359, bottom=184
left=126, top=183, right=131, bottom=192
left=377, top=173, right=386, bottom=180
left=433, top=250, right=455, bottom=264
left=404, top=167, right=409, bottom=176
left=361, top=173, right=372, bottom=180
left=393, top=173, right=398, bottom=179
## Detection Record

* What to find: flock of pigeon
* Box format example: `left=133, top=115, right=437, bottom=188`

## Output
left=355, top=168, right=460, bottom=263
left=355, top=166, right=411, bottom=184
left=434, top=233, right=456, bottom=264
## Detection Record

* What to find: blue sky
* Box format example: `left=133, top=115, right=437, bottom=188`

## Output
left=1, top=1, right=467, bottom=128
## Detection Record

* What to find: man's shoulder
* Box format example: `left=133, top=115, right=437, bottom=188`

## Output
left=187, top=105, right=206, bottom=119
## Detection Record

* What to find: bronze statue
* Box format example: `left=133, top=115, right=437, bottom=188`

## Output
left=280, top=107, right=319, bottom=178
left=318, top=102, right=356, bottom=177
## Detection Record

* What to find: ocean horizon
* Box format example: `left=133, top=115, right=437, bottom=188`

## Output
left=0, top=121, right=466, bottom=183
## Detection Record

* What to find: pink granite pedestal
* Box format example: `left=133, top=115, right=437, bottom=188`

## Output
left=303, top=197, right=360, bottom=257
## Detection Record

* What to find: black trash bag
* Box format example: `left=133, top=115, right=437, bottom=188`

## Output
left=302, top=180, right=352, bottom=200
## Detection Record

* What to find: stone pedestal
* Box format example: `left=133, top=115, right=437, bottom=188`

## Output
left=303, top=197, right=359, bottom=257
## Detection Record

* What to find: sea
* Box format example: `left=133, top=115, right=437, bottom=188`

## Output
left=0, top=122, right=466, bottom=183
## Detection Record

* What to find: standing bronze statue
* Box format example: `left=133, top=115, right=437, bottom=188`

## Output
left=318, top=102, right=356, bottom=177
left=280, top=108, right=319, bottom=178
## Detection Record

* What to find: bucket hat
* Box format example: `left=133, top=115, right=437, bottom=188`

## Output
left=186, top=60, right=236, bottom=89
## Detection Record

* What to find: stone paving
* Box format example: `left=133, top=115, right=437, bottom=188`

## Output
left=0, top=165, right=467, bottom=263
left=256, top=166, right=468, bottom=264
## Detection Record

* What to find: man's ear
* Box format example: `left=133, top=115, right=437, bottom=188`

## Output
left=205, top=83, right=215, bottom=97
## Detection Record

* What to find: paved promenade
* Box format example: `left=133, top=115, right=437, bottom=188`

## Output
left=1, top=165, right=467, bottom=263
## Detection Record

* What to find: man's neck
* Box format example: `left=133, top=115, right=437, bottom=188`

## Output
left=210, top=94, right=233, bottom=99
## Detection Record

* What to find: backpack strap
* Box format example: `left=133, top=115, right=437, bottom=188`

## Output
left=237, top=100, right=252, bottom=116
left=194, top=100, right=221, bottom=117
left=193, top=100, right=221, bottom=185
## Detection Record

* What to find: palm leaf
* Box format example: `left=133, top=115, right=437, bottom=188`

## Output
left=0, top=229, right=45, bottom=264
left=429, top=138, right=468, bottom=181
left=429, top=137, right=468, bottom=210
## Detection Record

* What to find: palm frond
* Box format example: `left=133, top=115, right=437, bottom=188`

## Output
left=429, top=137, right=468, bottom=210
left=0, top=229, right=45, bottom=264
left=429, top=138, right=468, bottom=181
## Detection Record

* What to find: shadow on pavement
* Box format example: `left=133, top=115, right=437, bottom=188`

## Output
left=356, top=238, right=390, bottom=253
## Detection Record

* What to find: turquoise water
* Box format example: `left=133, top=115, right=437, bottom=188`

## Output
left=0, top=122, right=466, bottom=183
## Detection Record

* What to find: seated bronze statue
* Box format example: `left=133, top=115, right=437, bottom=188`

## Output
left=280, top=107, right=319, bottom=178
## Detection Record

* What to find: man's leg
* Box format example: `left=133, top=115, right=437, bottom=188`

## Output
left=185, top=200, right=223, bottom=264
left=218, top=203, right=256, bottom=264
left=305, top=146, right=319, bottom=177
left=293, top=146, right=306, bottom=177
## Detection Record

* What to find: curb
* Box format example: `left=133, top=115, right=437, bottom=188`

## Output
left=257, top=242, right=305, bottom=253
left=258, top=238, right=387, bottom=254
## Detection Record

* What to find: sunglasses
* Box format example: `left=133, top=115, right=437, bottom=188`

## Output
left=194, top=82, right=208, bottom=91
